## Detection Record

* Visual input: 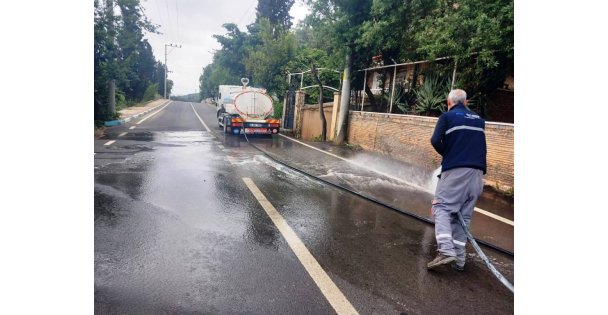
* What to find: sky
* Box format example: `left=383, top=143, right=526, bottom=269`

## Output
left=140, top=0, right=310, bottom=96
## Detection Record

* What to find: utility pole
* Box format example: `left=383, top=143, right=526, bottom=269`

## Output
left=335, top=49, right=352, bottom=144
left=108, top=79, right=116, bottom=117
left=164, top=43, right=182, bottom=99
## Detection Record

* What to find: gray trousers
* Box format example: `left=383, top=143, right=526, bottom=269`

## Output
left=432, top=167, right=484, bottom=266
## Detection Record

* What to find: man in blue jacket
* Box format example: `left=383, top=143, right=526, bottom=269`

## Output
left=427, top=89, right=487, bottom=271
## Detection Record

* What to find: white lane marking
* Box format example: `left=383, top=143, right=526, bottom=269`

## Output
left=474, top=207, right=514, bottom=226
left=242, top=178, right=359, bottom=315
left=136, top=101, right=172, bottom=125
left=190, top=102, right=211, bottom=132
left=218, top=144, right=225, bottom=149
left=104, top=140, right=115, bottom=146
left=227, top=156, right=237, bottom=165
left=278, top=133, right=514, bottom=226
left=129, top=126, right=136, bottom=130
left=118, top=132, right=127, bottom=137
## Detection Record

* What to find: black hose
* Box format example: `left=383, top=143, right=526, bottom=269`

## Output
left=242, top=133, right=513, bottom=257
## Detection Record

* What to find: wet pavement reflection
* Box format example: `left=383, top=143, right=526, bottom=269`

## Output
left=235, top=135, right=514, bottom=253
left=95, top=101, right=513, bottom=314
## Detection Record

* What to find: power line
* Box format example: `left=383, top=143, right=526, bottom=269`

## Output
left=175, top=0, right=180, bottom=43
left=164, top=0, right=174, bottom=42
left=154, top=0, right=164, bottom=31
left=236, top=0, right=257, bottom=27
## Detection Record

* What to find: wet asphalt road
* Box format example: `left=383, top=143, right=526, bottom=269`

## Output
left=94, top=101, right=514, bottom=314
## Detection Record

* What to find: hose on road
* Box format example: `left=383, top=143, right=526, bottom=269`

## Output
left=457, top=212, right=514, bottom=293
left=242, top=132, right=514, bottom=293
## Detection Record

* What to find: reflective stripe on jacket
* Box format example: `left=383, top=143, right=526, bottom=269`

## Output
left=430, top=104, right=487, bottom=174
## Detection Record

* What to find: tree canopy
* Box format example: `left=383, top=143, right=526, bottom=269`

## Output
left=199, top=0, right=513, bottom=118
left=94, top=0, right=170, bottom=122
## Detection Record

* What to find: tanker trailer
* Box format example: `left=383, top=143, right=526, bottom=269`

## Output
left=216, top=78, right=281, bottom=135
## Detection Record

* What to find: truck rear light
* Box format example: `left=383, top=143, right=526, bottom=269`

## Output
left=231, top=118, right=243, bottom=123
left=269, top=124, right=279, bottom=127
left=266, top=119, right=280, bottom=124
left=232, top=122, right=243, bottom=127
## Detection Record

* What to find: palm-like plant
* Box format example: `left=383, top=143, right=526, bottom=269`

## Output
left=414, top=74, right=448, bottom=114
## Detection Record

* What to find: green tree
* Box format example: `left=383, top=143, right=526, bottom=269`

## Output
left=413, top=0, right=514, bottom=112
left=115, top=0, right=158, bottom=101
left=414, top=0, right=513, bottom=70
left=94, top=0, right=121, bottom=120
left=94, top=0, right=164, bottom=122
left=212, top=23, right=250, bottom=79
left=301, top=0, right=376, bottom=102
left=255, top=0, right=295, bottom=34
left=245, top=18, right=296, bottom=96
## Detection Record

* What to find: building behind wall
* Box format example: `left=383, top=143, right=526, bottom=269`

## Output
left=355, top=58, right=514, bottom=124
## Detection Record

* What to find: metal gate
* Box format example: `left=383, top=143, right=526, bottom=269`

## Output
left=283, top=82, right=296, bottom=130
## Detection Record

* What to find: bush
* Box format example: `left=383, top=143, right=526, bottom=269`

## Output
left=414, top=74, right=448, bottom=114
left=273, top=100, right=284, bottom=119
left=143, top=83, right=160, bottom=102
left=345, top=143, right=362, bottom=151
left=115, top=90, right=126, bottom=110
left=310, top=134, right=323, bottom=142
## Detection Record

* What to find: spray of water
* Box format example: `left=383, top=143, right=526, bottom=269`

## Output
left=430, top=166, right=441, bottom=194
left=347, top=153, right=440, bottom=194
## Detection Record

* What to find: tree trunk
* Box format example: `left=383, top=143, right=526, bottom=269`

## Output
left=311, top=64, right=327, bottom=141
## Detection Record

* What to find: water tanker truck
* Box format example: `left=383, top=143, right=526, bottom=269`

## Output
left=216, top=78, right=281, bottom=135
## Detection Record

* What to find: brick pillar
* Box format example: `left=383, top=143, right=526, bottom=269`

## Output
left=294, top=90, right=305, bottom=138
left=329, top=92, right=341, bottom=141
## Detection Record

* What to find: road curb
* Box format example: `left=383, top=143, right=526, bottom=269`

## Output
left=104, top=100, right=170, bottom=126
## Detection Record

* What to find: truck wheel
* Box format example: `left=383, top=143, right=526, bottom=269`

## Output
left=217, top=109, right=226, bottom=129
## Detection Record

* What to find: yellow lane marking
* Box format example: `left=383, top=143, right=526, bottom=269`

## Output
left=278, top=134, right=513, bottom=226
left=242, top=177, right=359, bottom=315
left=190, top=103, right=211, bottom=132
left=136, top=101, right=172, bottom=125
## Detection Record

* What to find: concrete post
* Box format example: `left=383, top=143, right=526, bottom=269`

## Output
left=108, top=79, right=116, bottom=117
left=164, top=45, right=167, bottom=99
left=335, top=50, right=352, bottom=144
left=329, top=92, right=341, bottom=141
left=294, top=90, right=305, bottom=139
left=281, top=90, right=288, bottom=128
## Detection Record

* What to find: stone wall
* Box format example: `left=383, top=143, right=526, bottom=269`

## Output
left=346, top=111, right=514, bottom=190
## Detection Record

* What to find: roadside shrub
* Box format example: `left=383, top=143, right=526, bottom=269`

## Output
left=143, top=83, right=160, bottom=102
left=414, top=74, right=448, bottom=115
left=273, top=100, right=283, bottom=119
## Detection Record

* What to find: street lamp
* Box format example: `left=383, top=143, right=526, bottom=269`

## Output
left=164, top=43, right=182, bottom=99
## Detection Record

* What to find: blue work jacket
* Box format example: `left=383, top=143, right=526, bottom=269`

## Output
left=430, top=103, right=487, bottom=174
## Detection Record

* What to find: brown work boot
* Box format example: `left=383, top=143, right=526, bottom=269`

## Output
left=427, top=254, right=456, bottom=270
